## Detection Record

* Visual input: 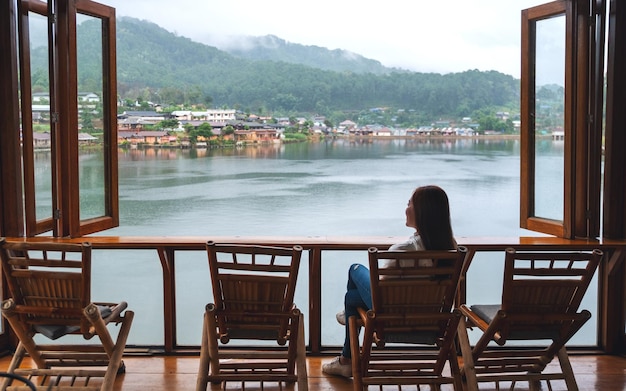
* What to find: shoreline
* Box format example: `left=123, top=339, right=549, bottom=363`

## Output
left=328, top=134, right=522, bottom=140
left=44, top=133, right=554, bottom=152
left=113, top=134, right=533, bottom=150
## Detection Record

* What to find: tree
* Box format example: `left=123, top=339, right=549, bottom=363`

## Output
left=157, top=119, right=179, bottom=130
left=222, top=125, right=235, bottom=136
left=477, top=115, right=514, bottom=134
left=188, top=122, right=213, bottom=143
left=197, top=122, right=213, bottom=134
left=160, top=86, right=185, bottom=106
left=80, top=111, right=95, bottom=132
left=301, top=120, right=314, bottom=133
left=184, top=85, right=202, bottom=106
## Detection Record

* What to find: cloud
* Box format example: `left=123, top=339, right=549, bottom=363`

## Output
left=100, top=0, right=546, bottom=77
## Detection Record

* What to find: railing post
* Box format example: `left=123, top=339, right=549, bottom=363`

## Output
left=308, top=247, right=322, bottom=354
left=601, top=248, right=625, bottom=353
left=157, top=247, right=177, bottom=353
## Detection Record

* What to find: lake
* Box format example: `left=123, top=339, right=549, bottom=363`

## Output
left=63, top=137, right=597, bottom=346
left=111, top=137, right=526, bottom=238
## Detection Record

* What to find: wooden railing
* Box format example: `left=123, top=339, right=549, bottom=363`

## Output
left=5, top=235, right=626, bottom=355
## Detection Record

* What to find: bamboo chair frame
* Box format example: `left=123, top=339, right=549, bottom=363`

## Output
left=0, top=238, right=134, bottom=391
left=196, top=241, right=307, bottom=391
left=349, top=246, right=469, bottom=391
left=458, top=247, right=602, bottom=391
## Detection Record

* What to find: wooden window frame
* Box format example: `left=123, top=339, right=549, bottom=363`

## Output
left=19, top=0, right=55, bottom=236
left=17, top=0, right=119, bottom=238
left=602, top=0, right=626, bottom=239
left=520, top=0, right=604, bottom=239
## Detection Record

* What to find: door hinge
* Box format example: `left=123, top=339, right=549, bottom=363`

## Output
left=53, top=209, right=62, bottom=219
left=51, top=112, right=60, bottom=123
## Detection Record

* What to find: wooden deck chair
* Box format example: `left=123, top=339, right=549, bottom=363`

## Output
left=196, top=242, right=307, bottom=391
left=0, top=238, right=134, bottom=391
left=458, top=247, right=602, bottom=391
left=349, top=246, right=468, bottom=391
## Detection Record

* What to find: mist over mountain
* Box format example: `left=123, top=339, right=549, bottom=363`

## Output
left=201, top=34, right=403, bottom=75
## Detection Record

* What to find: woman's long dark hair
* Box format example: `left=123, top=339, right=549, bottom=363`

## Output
left=411, top=185, right=455, bottom=250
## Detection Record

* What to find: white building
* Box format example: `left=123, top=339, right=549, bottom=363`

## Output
left=171, top=109, right=236, bottom=123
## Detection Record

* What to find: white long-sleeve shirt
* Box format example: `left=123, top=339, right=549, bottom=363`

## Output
left=382, top=233, right=432, bottom=268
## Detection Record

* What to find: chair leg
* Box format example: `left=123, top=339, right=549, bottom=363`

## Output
left=6, top=342, right=27, bottom=373
left=557, top=346, right=579, bottom=391
left=0, top=342, right=27, bottom=391
left=206, top=306, right=221, bottom=381
left=102, top=310, right=134, bottom=391
left=528, top=377, right=542, bottom=391
left=85, top=303, right=116, bottom=357
left=456, top=317, right=478, bottom=391
left=348, top=315, right=363, bottom=391
left=447, top=350, right=463, bottom=391
left=296, top=313, right=308, bottom=391
left=2, top=301, right=46, bottom=369
left=286, top=312, right=299, bottom=376
left=196, top=311, right=211, bottom=391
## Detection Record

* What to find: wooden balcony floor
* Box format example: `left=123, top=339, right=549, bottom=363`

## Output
left=2, top=353, right=626, bottom=390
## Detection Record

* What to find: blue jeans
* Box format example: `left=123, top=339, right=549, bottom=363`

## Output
left=342, top=263, right=372, bottom=358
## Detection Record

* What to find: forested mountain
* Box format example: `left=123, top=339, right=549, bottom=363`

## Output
left=34, top=17, right=520, bottom=122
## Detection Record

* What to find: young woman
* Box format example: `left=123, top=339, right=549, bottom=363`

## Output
left=322, top=185, right=456, bottom=378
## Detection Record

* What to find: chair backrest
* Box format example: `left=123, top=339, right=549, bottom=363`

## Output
left=0, top=238, right=93, bottom=336
left=499, top=247, right=602, bottom=341
left=367, top=246, right=467, bottom=344
left=206, top=241, right=303, bottom=344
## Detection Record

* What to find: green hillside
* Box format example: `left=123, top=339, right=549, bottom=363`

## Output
left=32, top=17, right=520, bottom=123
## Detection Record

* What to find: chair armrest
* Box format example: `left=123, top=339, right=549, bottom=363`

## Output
left=94, top=301, right=128, bottom=324
left=459, top=304, right=491, bottom=332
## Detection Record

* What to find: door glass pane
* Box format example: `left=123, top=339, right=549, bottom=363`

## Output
left=534, top=14, right=565, bottom=220
left=76, top=13, right=106, bottom=220
left=29, top=11, right=54, bottom=222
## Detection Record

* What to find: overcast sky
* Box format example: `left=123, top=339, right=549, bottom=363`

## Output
left=99, top=0, right=546, bottom=78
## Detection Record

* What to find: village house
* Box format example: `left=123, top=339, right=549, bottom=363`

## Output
left=373, top=127, right=393, bottom=136
left=118, top=116, right=148, bottom=131
left=338, top=120, right=356, bottom=133
left=496, top=111, right=510, bottom=120
left=31, top=105, right=50, bottom=122
left=312, top=115, right=326, bottom=125
left=29, top=132, right=97, bottom=148
left=117, top=130, right=174, bottom=145
left=32, top=92, right=100, bottom=122
left=234, top=121, right=287, bottom=141
left=179, top=120, right=224, bottom=132
left=78, top=92, right=100, bottom=103
left=275, top=117, right=290, bottom=126
left=32, top=91, right=100, bottom=104
left=119, top=110, right=167, bottom=122
left=78, top=133, right=98, bottom=144
left=171, top=109, right=235, bottom=123
left=117, top=111, right=168, bottom=131
left=234, top=128, right=279, bottom=144
left=310, top=125, right=325, bottom=134
left=405, top=128, right=419, bottom=136
left=32, top=131, right=51, bottom=148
